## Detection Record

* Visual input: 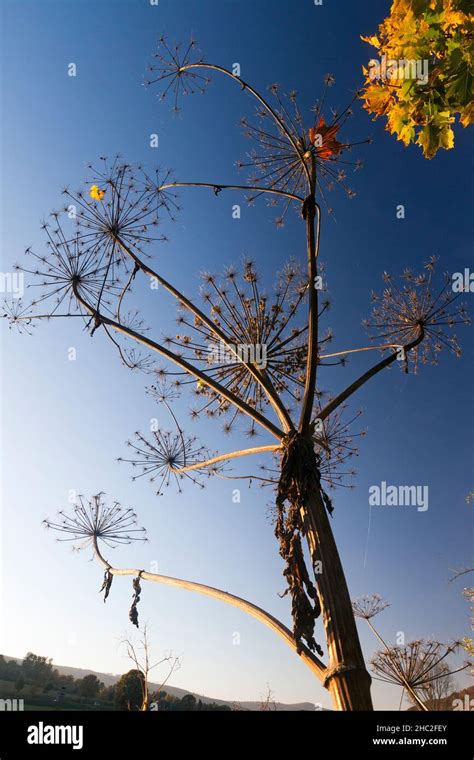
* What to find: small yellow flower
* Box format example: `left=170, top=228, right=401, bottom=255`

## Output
left=89, top=184, right=106, bottom=201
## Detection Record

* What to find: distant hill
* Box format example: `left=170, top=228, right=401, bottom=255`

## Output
left=3, top=656, right=316, bottom=711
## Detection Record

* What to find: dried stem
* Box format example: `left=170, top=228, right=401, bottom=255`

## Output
left=115, top=237, right=294, bottom=433
left=157, top=181, right=304, bottom=204
left=92, top=536, right=327, bottom=683
left=169, top=444, right=282, bottom=474
left=180, top=62, right=312, bottom=188
left=72, top=281, right=284, bottom=440
left=299, top=159, right=321, bottom=434
left=318, top=329, right=424, bottom=421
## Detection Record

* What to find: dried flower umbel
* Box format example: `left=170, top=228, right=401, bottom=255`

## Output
left=120, top=348, right=156, bottom=374
left=119, top=429, right=215, bottom=495
left=15, top=221, right=122, bottom=321
left=17, top=157, right=178, bottom=324
left=312, top=405, right=365, bottom=489
left=354, top=595, right=470, bottom=710
left=2, top=299, right=35, bottom=334
left=238, top=83, right=368, bottom=222
left=145, top=36, right=210, bottom=114
left=45, top=495, right=148, bottom=625
left=352, top=594, right=390, bottom=621
left=43, top=493, right=147, bottom=550
left=370, top=640, right=464, bottom=703
left=161, top=261, right=311, bottom=431
left=364, top=257, right=470, bottom=372
left=64, top=157, right=176, bottom=257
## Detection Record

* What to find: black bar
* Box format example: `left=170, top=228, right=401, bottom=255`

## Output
left=0, top=710, right=471, bottom=757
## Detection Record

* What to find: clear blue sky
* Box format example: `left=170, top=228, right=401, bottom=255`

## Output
left=0, top=0, right=472, bottom=709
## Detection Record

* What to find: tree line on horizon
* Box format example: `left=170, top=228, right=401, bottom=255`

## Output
left=0, top=653, right=229, bottom=711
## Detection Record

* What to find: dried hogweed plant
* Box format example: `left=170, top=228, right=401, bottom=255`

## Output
left=6, top=37, right=470, bottom=711
left=353, top=595, right=469, bottom=711
left=371, top=640, right=467, bottom=712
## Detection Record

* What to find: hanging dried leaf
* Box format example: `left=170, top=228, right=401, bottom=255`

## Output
left=275, top=432, right=331, bottom=657
left=99, top=569, right=113, bottom=603
left=129, top=576, right=142, bottom=628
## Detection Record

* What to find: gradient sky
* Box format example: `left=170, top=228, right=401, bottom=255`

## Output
left=0, top=0, right=472, bottom=710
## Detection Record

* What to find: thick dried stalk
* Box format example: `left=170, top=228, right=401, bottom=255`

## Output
left=276, top=433, right=373, bottom=710
left=303, top=485, right=373, bottom=709
left=92, top=537, right=327, bottom=684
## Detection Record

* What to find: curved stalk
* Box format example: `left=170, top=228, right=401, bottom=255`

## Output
left=215, top=473, right=275, bottom=483
left=318, top=330, right=425, bottom=421
left=170, top=444, right=282, bottom=474
left=103, top=323, right=142, bottom=372
left=72, top=282, right=284, bottom=441
left=319, top=343, right=406, bottom=360
left=115, top=237, right=294, bottom=434
left=92, top=537, right=327, bottom=683
left=116, top=264, right=138, bottom=325
left=182, top=63, right=312, bottom=189
left=158, top=181, right=304, bottom=204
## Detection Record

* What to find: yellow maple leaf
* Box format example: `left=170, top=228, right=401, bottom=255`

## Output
left=416, top=125, right=439, bottom=159
left=360, top=34, right=380, bottom=49
left=398, top=122, right=415, bottom=146
left=361, top=84, right=393, bottom=117
left=89, top=184, right=106, bottom=201
left=386, top=104, right=415, bottom=146
left=439, top=125, right=455, bottom=150
left=386, top=103, right=407, bottom=134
